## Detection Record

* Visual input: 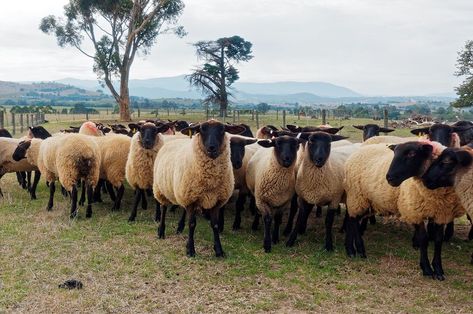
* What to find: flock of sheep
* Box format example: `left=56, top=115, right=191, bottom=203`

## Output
left=1, top=118, right=473, bottom=281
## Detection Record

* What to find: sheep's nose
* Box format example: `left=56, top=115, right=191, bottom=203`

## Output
left=208, top=145, right=217, bottom=152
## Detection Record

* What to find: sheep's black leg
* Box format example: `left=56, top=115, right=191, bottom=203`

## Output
left=102, top=181, right=108, bottom=194
left=324, top=207, right=337, bottom=251
left=177, top=209, right=186, bottom=234
left=249, top=195, right=256, bottom=215
left=360, top=217, right=369, bottom=236
left=218, top=206, right=225, bottom=233
left=263, top=213, right=273, bottom=253
left=16, top=172, right=22, bottom=187
left=315, top=205, right=322, bottom=218
left=61, top=185, right=68, bottom=197
left=155, top=201, right=161, bottom=222
left=427, top=219, right=435, bottom=241
left=140, top=189, right=148, bottom=210
left=30, top=171, right=41, bottom=200
left=186, top=211, right=196, bottom=257
left=369, top=215, right=376, bottom=225
left=233, top=192, right=246, bottom=230
left=416, top=223, right=434, bottom=277
left=444, top=222, right=454, bottom=242
left=286, top=199, right=311, bottom=247
left=431, top=223, right=445, bottom=281
left=70, top=185, right=78, bottom=219
left=469, top=226, right=473, bottom=241
left=85, top=184, right=93, bottom=218
left=298, top=204, right=313, bottom=235
left=158, top=206, right=167, bottom=239
left=251, top=212, right=261, bottom=231
left=345, top=215, right=356, bottom=258
left=47, top=181, right=55, bottom=211
left=353, top=216, right=366, bottom=258
left=340, top=211, right=348, bottom=234
left=170, top=205, right=178, bottom=213
left=128, top=189, right=142, bottom=222
left=112, top=185, right=125, bottom=211
left=210, top=208, right=225, bottom=257
left=283, top=194, right=298, bottom=236
left=412, top=224, right=420, bottom=250
left=79, top=180, right=86, bottom=206
left=106, top=181, right=116, bottom=202
left=272, top=212, right=282, bottom=244
left=93, top=179, right=103, bottom=203
left=26, top=171, right=32, bottom=192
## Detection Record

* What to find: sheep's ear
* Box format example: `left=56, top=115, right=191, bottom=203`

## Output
left=297, top=132, right=311, bottom=140
left=388, top=144, right=397, bottom=151
left=321, top=127, right=342, bottom=134
left=286, top=125, right=299, bottom=132
left=180, top=124, right=201, bottom=136
left=453, top=125, right=473, bottom=133
left=224, top=124, right=246, bottom=134
left=267, top=125, right=278, bottom=131
left=329, top=135, right=349, bottom=142
left=156, top=124, right=171, bottom=134
left=411, top=127, right=430, bottom=136
left=102, top=127, right=111, bottom=134
left=128, top=123, right=140, bottom=133
left=379, top=127, right=395, bottom=133
left=244, top=138, right=258, bottom=146
left=353, top=125, right=365, bottom=130
left=456, top=150, right=473, bottom=167
left=420, top=144, right=434, bottom=155
left=257, top=140, right=274, bottom=148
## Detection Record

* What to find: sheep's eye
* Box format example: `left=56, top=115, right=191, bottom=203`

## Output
left=442, top=158, right=453, bottom=164
left=407, top=151, right=416, bottom=158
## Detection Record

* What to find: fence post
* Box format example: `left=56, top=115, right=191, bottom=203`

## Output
left=86, top=112, right=89, bottom=121
left=138, top=107, right=141, bottom=118
left=232, top=110, right=236, bottom=123
left=20, top=114, right=24, bottom=133
left=167, top=108, right=170, bottom=116
left=252, top=110, right=255, bottom=121
left=322, top=109, right=327, bottom=125
left=237, top=110, right=240, bottom=123
left=276, top=109, right=279, bottom=120
left=383, top=107, right=388, bottom=128
left=0, top=110, right=3, bottom=128
left=206, top=107, right=209, bottom=120
left=11, top=113, right=16, bottom=135
left=282, top=110, right=286, bottom=127
left=256, top=111, right=260, bottom=129
left=298, top=110, right=301, bottom=120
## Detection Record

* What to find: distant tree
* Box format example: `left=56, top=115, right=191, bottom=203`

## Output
left=256, top=102, right=270, bottom=114
left=187, top=36, right=253, bottom=117
left=40, top=0, right=186, bottom=121
left=452, top=40, right=473, bottom=108
left=70, top=103, right=98, bottom=114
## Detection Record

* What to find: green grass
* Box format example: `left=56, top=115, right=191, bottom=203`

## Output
left=1, top=115, right=472, bottom=312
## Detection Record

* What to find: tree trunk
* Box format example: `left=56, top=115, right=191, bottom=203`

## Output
left=119, top=68, right=132, bottom=121
left=219, top=104, right=227, bottom=118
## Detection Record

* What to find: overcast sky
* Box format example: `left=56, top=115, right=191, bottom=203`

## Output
left=0, top=0, right=472, bottom=95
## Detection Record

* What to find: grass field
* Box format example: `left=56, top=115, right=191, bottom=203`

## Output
left=1, top=116, right=472, bottom=313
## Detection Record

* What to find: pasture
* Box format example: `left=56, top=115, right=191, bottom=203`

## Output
left=1, top=116, right=472, bottom=313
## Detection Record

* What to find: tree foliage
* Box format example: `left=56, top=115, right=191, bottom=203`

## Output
left=40, top=0, right=185, bottom=121
left=187, top=36, right=253, bottom=116
left=453, top=40, right=473, bottom=108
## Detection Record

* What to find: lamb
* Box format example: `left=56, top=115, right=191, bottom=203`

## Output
left=285, top=132, right=358, bottom=251
left=153, top=120, right=245, bottom=257
left=344, top=141, right=464, bottom=280
left=422, top=146, right=473, bottom=264
left=246, top=135, right=302, bottom=252
left=126, top=122, right=171, bottom=222
left=352, top=124, right=395, bottom=141
left=13, top=134, right=101, bottom=218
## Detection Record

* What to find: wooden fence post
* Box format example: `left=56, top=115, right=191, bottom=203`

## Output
left=256, top=111, right=260, bottom=129
left=251, top=110, right=255, bottom=121
left=383, top=107, right=389, bottom=128
left=282, top=110, right=286, bottom=127
left=322, top=109, right=327, bottom=125
left=0, top=110, right=3, bottom=128
left=20, top=114, right=24, bottom=133
left=276, top=109, right=279, bottom=120
left=232, top=110, right=236, bottom=123
left=86, top=112, right=89, bottom=121
left=11, top=113, right=16, bottom=135
left=237, top=110, right=240, bottom=123
left=298, top=110, right=301, bottom=120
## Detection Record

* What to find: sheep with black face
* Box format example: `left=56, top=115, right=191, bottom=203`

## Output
left=246, top=135, right=302, bottom=252
left=353, top=124, right=394, bottom=141
left=153, top=120, right=245, bottom=257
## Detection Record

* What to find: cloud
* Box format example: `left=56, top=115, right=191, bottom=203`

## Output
left=0, top=0, right=472, bottom=95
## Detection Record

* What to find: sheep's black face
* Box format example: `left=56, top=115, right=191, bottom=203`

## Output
left=29, top=126, right=52, bottom=139
left=175, top=120, right=190, bottom=132
left=307, top=132, right=332, bottom=168
left=200, top=122, right=226, bottom=159
left=13, top=141, right=31, bottom=161
left=259, top=136, right=299, bottom=168
left=353, top=124, right=394, bottom=141
left=453, top=121, right=473, bottom=146
left=422, top=148, right=472, bottom=190
left=230, top=137, right=257, bottom=169
left=140, top=124, right=159, bottom=149
left=428, top=124, right=453, bottom=147
left=386, top=142, right=433, bottom=187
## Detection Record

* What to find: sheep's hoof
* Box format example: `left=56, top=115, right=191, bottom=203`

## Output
left=347, top=253, right=356, bottom=259
left=215, top=251, right=225, bottom=258
left=421, top=265, right=434, bottom=277
left=158, top=227, right=165, bottom=239
left=433, top=274, right=445, bottom=281
left=359, top=253, right=367, bottom=259
left=186, top=249, right=196, bottom=257
left=324, top=243, right=334, bottom=252
left=128, top=216, right=136, bottom=222
left=282, top=227, right=292, bottom=237
left=264, top=245, right=271, bottom=253
left=31, top=194, right=37, bottom=200
left=70, top=212, right=77, bottom=219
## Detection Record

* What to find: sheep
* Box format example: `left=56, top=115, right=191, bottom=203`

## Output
left=422, top=146, right=473, bottom=264
left=126, top=122, right=171, bottom=222
left=352, top=124, right=395, bottom=141
left=13, top=134, right=101, bottom=218
left=153, top=120, right=245, bottom=257
left=361, top=135, right=420, bottom=145
left=286, top=125, right=344, bottom=134
left=285, top=132, right=358, bottom=251
left=452, top=121, right=473, bottom=145
left=344, top=141, right=464, bottom=280
left=246, top=135, right=302, bottom=252
left=0, top=128, right=12, bottom=138
left=256, top=125, right=278, bottom=139
left=79, top=121, right=104, bottom=137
